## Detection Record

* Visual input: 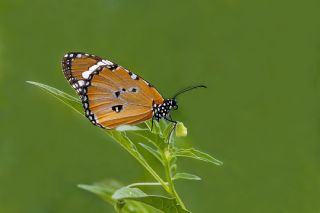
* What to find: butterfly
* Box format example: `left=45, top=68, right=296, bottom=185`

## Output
left=62, top=52, right=205, bottom=129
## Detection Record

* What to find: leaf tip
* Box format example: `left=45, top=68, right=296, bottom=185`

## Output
left=26, top=80, right=35, bottom=85
left=216, top=160, right=224, bottom=166
left=77, top=184, right=88, bottom=190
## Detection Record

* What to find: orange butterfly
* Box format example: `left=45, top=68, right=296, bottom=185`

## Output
left=62, top=52, right=205, bottom=129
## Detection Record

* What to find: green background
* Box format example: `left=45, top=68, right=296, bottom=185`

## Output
left=1, top=0, right=320, bottom=212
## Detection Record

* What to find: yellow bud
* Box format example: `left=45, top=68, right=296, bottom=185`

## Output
left=175, top=122, right=187, bottom=137
left=164, top=149, right=171, bottom=161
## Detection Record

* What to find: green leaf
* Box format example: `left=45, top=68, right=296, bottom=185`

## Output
left=131, top=130, right=165, bottom=149
left=112, top=187, right=190, bottom=213
left=144, top=120, right=153, bottom=131
left=175, top=148, right=223, bottom=166
left=145, top=120, right=162, bottom=135
left=78, top=180, right=122, bottom=204
left=78, top=180, right=159, bottom=213
left=112, top=187, right=147, bottom=199
left=107, top=131, right=169, bottom=191
left=116, top=125, right=148, bottom=131
left=173, top=173, right=201, bottom=181
left=139, top=143, right=163, bottom=164
left=26, top=81, right=83, bottom=115
left=170, top=162, right=177, bottom=175
left=162, top=122, right=175, bottom=141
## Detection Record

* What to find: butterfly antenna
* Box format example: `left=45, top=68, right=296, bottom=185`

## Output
left=173, top=84, right=207, bottom=99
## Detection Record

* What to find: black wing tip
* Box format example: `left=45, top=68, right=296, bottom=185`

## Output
left=61, top=52, right=85, bottom=82
left=61, top=52, right=93, bottom=74
left=62, top=52, right=102, bottom=63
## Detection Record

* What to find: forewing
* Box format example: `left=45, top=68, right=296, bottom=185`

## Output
left=62, top=52, right=164, bottom=129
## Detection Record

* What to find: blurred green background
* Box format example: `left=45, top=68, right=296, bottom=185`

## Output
left=1, top=0, right=320, bottom=212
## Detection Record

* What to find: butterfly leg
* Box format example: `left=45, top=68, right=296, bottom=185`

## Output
left=164, top=117, right=177, bottom=143
left=151, top=117, right=154, bottom=132
left=165, top=117, right=177, bottom=124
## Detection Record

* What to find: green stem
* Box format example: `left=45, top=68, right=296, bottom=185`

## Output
left=108, top=126, right=186, bottom=209
left=134, top=154, right=170, bottom=192
left=162, top=149, right=187, bottom=210
left=127, top=182, right=167, bottom=188
left=108, top=132, right=171, bottom=193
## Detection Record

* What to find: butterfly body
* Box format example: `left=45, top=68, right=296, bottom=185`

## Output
left=62, top=52, right=178, bottom=129
left=153, top=99, right=178, bottom=121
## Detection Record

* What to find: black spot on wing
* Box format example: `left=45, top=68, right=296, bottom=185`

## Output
left=114, top=91, right=120, bottom=98
left=129, top=87, right=137, bottom=93
left=108, top=64, right=118, bottom=71
left=112, top=105, right=123, bottom=113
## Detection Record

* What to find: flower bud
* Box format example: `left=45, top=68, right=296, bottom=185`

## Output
left=175, top=122, right=187, bottom=137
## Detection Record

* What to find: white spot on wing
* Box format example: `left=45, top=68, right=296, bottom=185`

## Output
left=82, top=64, right=99, bottom=79
left=89, top=64, right=99, bottom=71
left=131, top=73, right=138, bottom=79
left=82, top=70, right=93, bottom=79
left=97, top=61, right=106, bottom=66
left=78, top=80, right=85, bottom=87
left=82, top=59, right=115, bottom=79
left=102, top=59, right=113, bottom=65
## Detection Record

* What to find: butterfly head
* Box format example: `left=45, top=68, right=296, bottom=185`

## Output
left=170, top=99, right=178, bottom=110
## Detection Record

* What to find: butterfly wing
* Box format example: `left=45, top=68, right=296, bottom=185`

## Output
left=62, top=52, right=164, bottom=129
